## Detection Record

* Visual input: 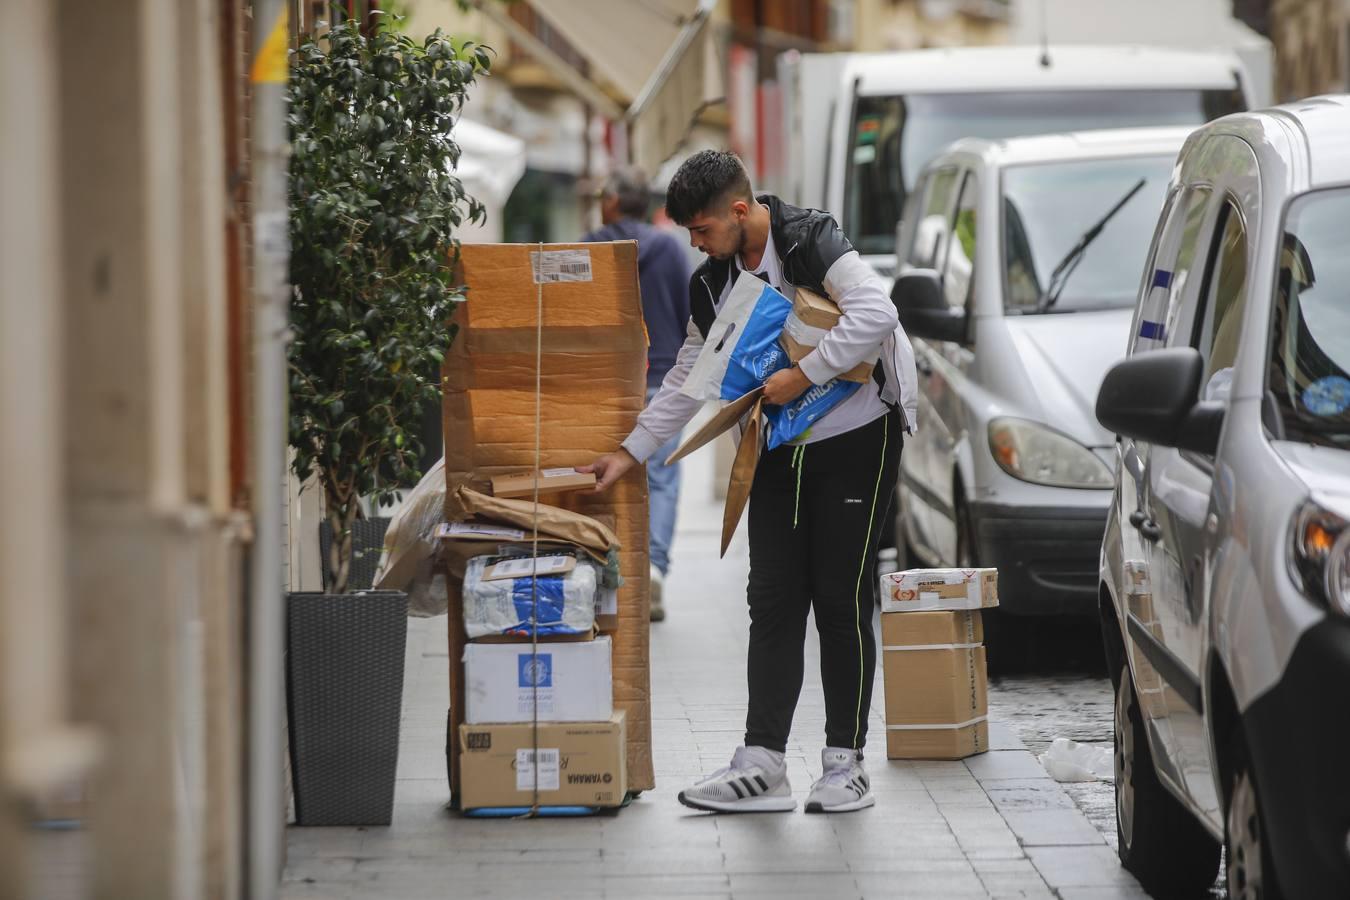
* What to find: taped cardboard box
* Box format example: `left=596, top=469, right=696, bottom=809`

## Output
left=458, top=712, right=627, bottom=810
left=779, top=332, right=875, bottom=384
left=881, top=567, right=999, bottom=613
left=491, top=468, right=597, bottom=499
left=443, top=242, right=652, bottom=794
left=882, top=610, right=988, bottom=760
left=463, top=636, right=612, bottom=724
left=782, top=288, right=878, bottom=384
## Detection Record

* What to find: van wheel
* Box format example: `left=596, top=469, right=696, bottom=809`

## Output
left=1114, top=664, right=1221, bottom=896
left=959, top=500, right=1020, bottom=674
left=891, top=486, right=915, bottom=572
left=1226, top=735, right=1283, bottom=900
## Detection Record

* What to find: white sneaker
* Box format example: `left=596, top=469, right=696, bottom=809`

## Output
left=805, top=748, right=875, bottom=813
left=677, top=746, right=796, bottom=813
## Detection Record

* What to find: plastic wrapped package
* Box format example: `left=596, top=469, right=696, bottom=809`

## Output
left=462, top=553, right=599, bottom=639
left=373, top=458, right=447, bottom=612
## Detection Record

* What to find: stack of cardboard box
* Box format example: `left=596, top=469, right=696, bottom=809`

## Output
left=438, top=242, right=652, bottom=811
left=878, top=568, right=999, bottom=759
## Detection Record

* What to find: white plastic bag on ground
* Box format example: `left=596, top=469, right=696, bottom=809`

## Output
left=1039, top=738, right=1114, bottom=783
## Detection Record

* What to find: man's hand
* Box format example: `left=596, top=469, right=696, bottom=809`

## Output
left=577, top=449, right=638, bottom=492
left=763, top=366, right=813, bottom=406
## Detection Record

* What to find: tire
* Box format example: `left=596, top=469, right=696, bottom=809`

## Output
left=958, top=500, right=1020, bottom=674
left=1114, top=664, right=1221, bottom=897
left=1225, top=732, right=1284, bottom=900
left=891, top=486, right=914, bottom=572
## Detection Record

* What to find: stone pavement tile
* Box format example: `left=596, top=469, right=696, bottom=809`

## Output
left=1000, top=809, right=1105, bottom=847
left=927, top=784, right=997, bottom=808
left=845, top=857, right=980, bottom=876
left=728, top=872, right=861, bottom=898
left=966, top=750, right=1048, bottom=782
left=281, top=856, right=358, bottom=883
left=1025, top=846, right=1138, bottom=889
left=720, top=851, right=852, bottom=875
left=853, top=871, right=987, bottom=897
left=286, top=828, right=367, bottom=860
left=597, top=850, right=729, bottom=877
left=987, top=721, right=1024, bottom=751
left=983, top=779, right=1076, bottom=812
left=1055, top=886, right=1152, bottom=900
left=280, top=882, right=357, bottom=900
left=970, top=857, right=1053, bottom=898
left=601, top=874, right=732, bottom=896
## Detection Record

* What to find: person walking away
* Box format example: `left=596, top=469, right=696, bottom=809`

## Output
left=584, top=167, right=691, bottom=622
left=580, top=151, right=918, bottom=813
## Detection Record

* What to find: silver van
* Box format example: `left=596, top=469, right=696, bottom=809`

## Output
left=890, top=127, right=1190, bottom=662
left=1096, top=96, right=1350, bottom=898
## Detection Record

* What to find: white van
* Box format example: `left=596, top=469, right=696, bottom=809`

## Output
left=890, top=127, right=1191, bottom=665
left=1096, top=96, right=1350, bottom=899
left=778, top=45, right=1253, bottom=279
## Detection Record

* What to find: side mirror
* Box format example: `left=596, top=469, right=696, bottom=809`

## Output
left=1096, top=347, right=1225, bottom=455
left=892, top=268, right=968, bottom=344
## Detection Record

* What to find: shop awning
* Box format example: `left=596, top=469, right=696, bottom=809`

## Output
left=476, top=0, right=720, bottom=173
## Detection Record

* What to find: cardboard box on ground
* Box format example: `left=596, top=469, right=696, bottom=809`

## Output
left=441, top=242, right=653, bottom=796
left=458, top=713, right=628, bottom=810
left=879, top=570, right=999, bottom=760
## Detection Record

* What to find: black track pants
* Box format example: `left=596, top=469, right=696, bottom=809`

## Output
left=743, top=409, right=903, bottom=753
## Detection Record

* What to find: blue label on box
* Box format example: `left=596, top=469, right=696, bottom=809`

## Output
left=518, top=653, right=552, bottom=688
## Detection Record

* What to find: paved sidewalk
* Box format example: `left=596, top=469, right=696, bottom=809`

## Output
left=283, top=447, right=1147, bottom=900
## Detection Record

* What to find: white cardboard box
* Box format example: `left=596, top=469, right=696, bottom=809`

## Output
left=880, top=568, right=999, bottom=613
left=463, top=636, right=613, bottom=724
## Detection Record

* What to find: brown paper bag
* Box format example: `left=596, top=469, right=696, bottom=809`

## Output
left=722, top=397, right=764, bottom=557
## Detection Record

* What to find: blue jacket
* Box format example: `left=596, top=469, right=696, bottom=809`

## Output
left=584, top=219, right=692, bottom=389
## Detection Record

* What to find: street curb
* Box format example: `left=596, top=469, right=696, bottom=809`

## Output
left=967, top=722, right=1146, bottom=896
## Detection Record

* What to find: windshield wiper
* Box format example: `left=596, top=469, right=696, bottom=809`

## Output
left=1036, top=178, right=1147, bottom=313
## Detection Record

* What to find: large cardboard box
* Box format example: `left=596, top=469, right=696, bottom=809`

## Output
left=880, top=568, right=999, bottom=613
left=882, top=610, right=988, bottom=760
left=463, top=636, right=612, bottom=724
left=443, top=242, right=653, bottom=794
left=458, top=712, right=627, bottom=810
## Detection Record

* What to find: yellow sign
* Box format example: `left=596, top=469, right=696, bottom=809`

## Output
left=250, top=8, right=290, bottom=84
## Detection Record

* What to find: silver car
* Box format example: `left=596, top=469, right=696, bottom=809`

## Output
left=890, top=127, right=1190, bottom=661
left=1096, top=96, right=1350, bottom=898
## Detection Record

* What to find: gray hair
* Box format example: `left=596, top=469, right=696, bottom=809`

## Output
left=603, top=166, right=651, bottom=219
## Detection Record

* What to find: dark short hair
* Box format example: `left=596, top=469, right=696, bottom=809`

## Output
left=603, top=166, right=651, bottom=219
left=664, top=150, right=753, bottom=225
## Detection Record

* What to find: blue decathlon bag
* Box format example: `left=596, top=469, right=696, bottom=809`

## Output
left=680, top=274, right=859, bottom=450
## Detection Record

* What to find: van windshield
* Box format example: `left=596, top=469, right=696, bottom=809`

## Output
left=1001, top=155, right=1175, bottom=314
left=1267, top=188, right=1350, bottom=448
left=845, top=88, right=1242, bottom=255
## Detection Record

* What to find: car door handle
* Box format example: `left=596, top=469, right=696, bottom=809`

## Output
left=916, top=356, right=934, bottom=376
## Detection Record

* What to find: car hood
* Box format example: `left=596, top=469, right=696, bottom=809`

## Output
left=1271, top=441, right=1350, bottom=507
left=1001, top=309, right=1134, bottom=447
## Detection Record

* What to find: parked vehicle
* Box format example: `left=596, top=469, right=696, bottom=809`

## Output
left=778, top=45, right=1253, bottom=281
left=890, top=127, right=1190, bottom=661
left=1096, top=95, right=1350, bottom=899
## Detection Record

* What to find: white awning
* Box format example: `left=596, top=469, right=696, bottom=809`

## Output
left=478, top=0, right=721, bottom=174
left=451, top=118, right=527, bottom=208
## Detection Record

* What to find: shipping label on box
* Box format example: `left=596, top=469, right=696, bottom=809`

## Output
left=458, top=713, right=627, bottom=809
left=880, top=568, right=998, bottom=612
left=464, top=636, right=612, bottom=724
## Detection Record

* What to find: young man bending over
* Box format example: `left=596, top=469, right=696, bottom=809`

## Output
left=581, top=151, right=917, bottom=813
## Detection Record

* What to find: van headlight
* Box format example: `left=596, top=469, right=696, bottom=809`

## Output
left=1291, top=502, right=1350, bottom=618
left=988, top=418, right=1114, bottom=489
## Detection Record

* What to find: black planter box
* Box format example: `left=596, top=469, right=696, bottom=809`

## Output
left=286, top=590, right=408, bottom=826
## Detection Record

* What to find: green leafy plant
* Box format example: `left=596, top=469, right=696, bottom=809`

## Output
left=288, top=15, right=491, bottom=593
